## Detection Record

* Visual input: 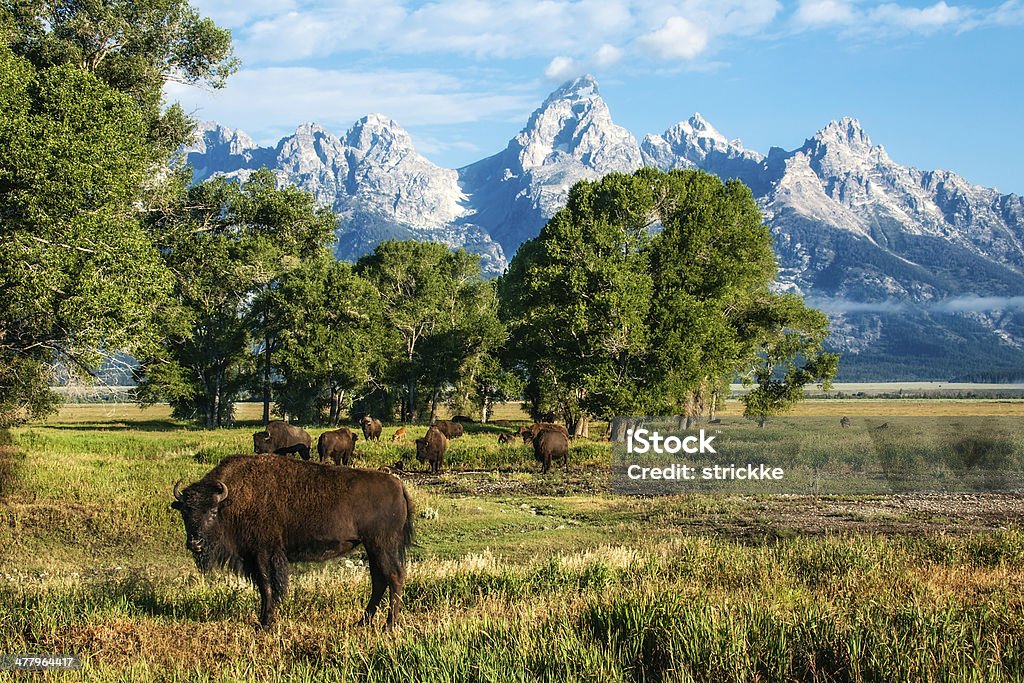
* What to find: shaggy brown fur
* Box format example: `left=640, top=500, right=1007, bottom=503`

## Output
left=253, top=420, right=312, bottom=460
left=520, top=422, right=569, bottom=444
left=317, top=428, right=357, bottom=466
left=432, top=420, right=464, bottom=440
left=415, top=427, right=448, bottom=473
left=533, top=428, right=569, bottom=474
left=360, top=416, right=383, bottom=441
left=171, top=455, right=413, bottom=628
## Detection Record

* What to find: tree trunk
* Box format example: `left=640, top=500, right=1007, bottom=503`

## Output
left=407, top=375, right=418, bottom=423
left=610, top=417, right=631, bottom=443
left=329, top=386, right=340, bottom=425
left=262, top=337, right=272, bottom=426
left=571, top=415, right=589, bottom=439
left=428, top=389, right=439, bottom=425
left=481, top=398, right=490, bottom=424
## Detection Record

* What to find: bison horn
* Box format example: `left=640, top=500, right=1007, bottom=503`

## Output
left=212, top=479, right=229, bottom=503
left=173, top=479, right=184, bottom=501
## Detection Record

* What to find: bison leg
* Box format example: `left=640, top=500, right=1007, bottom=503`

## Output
left=359, top=556, right=388, bottom=625
left=382, top=555, right=406, bottom=628
left=249, top=552, right=277, bottom=628
left=542, top=453, right=551, bottom=474
left=341, top=450, right=351, bottom=466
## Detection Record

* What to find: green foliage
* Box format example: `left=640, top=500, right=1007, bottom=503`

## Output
left=356, top=241, right=505, bottom=422
left=501, top=168, right=839, bottom=427
left=0, top=0, right=234, bottom=426
left=499, top=171, right=658, bottom=428
left=135, top=170, right=337, bottom=427
left=4, top=0, right=236, bottom=149
left=0, top=46, right=171, bottom=425
left=266, top=251, right=390, bottom=424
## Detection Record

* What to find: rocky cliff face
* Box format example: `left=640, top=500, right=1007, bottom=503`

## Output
left=183, top=77, right=1024, bottom=379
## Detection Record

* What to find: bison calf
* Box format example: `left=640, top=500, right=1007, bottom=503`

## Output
left=254, top=420, right=311, bottom=460
left=497, top=432, right=517, bottom=445
left=171, top=455, right=413, bottom=628
left=318, top=428, right=357, bottom=466
left=360, top=415, right=383, bottom=441
left=415, top=427, right=448, bottom=473
left=391, top=427, right=408, bottom=442
left=432, top=419, right=464, bottom=440
left=533, top=428, right=569, bottom=474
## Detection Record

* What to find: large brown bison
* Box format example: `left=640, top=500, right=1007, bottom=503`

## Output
left=415, top=427, right=448, bottom=473
left=254, top=420, right=312, bottom=460
left=432, top=419, right=464, bottom=440
left=360, top=416, right=383, bottom=441
left=318, top=428, right=357, bottom=466
left=171, top=455, right=413, bottom=628
left=533, top=427, right=569, bottom=474
left=520, top=422, right=569, bottom=444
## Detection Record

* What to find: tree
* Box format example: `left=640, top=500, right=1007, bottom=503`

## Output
left=0, top=1, right=234, bottom=426
left=135, top=170, right=336, bottom=427
left=266, top=251, right=391, bottom=425
left=356, top=241, right=504, bottom=423
left=499, top=168, right=838, bottom=432
left=0, top=47, right=171, bottom=425
left=499, top=171, right=659, bottom=436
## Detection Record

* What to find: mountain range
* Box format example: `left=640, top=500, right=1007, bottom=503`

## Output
left=181, top=76, right=1024, bottom=381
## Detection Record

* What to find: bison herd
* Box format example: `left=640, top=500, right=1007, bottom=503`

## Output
left=250, top=417, right=571, bottom=475
left=174, top=415, right=575, bottom=630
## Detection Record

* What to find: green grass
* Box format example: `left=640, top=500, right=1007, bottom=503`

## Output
left=2, top=404, right=1024, bottom=681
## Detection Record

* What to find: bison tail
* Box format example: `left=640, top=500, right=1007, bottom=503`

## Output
left=400, top=483, right=415, bottom=565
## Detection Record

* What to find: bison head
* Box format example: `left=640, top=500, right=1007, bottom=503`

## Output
left=360, top=416, right=372, bottom=426
left=414, top=438, right=428, bottom=462
left=253, top=431, right=272, bottom=453
left=171, top=478, right=232, bottom=570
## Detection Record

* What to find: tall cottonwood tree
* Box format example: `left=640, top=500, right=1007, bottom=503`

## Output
left=499, top=170, right=659, bottom=436
left=356, top=241, right=504, bottom=423
left=500, top=168, right=838, bottom=433
left=0, top=1, right=234, bottom=425
left=264, top=251, right=391, bottom=425
left=135, top=170, right=335, bottom=427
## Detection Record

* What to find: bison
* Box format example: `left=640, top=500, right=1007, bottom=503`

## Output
left=497, top=432, right=517, bottom=445
left=520, top=422, right=569, bottom=444
left=840, top=416, right=851, bottom=429
left=533, top=427, right=569, bottom=474
left=253, top=420, right=312, bottom=460
left=415, top=427, right=448, bottom=473
left=171, top=455, right=413, bottom=628
left=451, top=415, right=475, bottom=423
left=360, top=416, right=383, bottom=441
left=432, top=420, right=464, bottom=440
left=317, top=428, right=357, bottom=466
left=391, top=427, right=407, bottom=442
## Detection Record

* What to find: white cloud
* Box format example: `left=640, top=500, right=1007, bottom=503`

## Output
left=639, top=16, right=710, bottom=60
left=791, top=0, right=1020, bottom=35
left=165, top=67, right=537, bottom=144
left=544, top=56, right=583, bottom=81
left=594, top=43, right=624, bottom=67
left=868, top=2, right=965, bottom=31
left=795, top=0, right=856, bottom=26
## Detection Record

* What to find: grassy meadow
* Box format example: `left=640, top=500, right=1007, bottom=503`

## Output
left=2, top=401, right=1024, bottom=681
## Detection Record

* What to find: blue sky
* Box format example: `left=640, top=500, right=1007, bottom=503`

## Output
left=168, top=0, right=1024, bottom=194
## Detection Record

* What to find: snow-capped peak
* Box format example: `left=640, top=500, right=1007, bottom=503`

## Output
left=544, top=74, right=600, bottom=104
left=815, top=117, right=873, bottom=150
